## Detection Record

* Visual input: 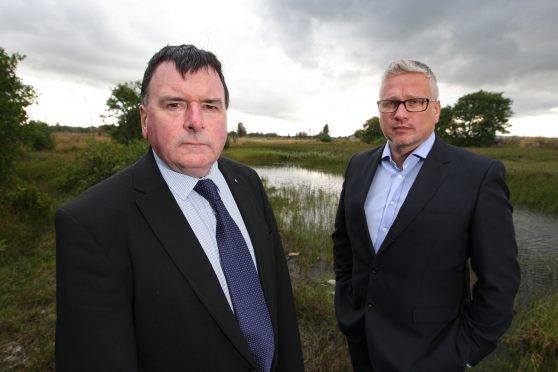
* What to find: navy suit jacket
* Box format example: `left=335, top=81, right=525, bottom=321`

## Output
left=55, top=150, right=304, bottom=371
left=333, top=137, right=520, bottom=371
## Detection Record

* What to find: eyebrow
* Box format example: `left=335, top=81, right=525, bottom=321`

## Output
left=158, top=96, right=186, bottom=104
left=157, top=96, right=223, bottom=105
left=202, top=98, right=224, bottom=106
left=380, top=96, right=425, bottom=101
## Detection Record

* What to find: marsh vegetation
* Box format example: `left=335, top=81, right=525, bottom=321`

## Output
left=1, top=133, right=557, bottom=371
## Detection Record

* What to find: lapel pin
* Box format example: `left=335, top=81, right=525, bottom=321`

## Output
left=234, top=178, right=238, bottom=183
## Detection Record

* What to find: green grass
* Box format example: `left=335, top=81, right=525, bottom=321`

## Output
left=264, top=183, right=338, bottom=271
left=1, top=133, right=557, bottom=371
left=224, top=139, right=372, bottom=175
left=473, top=292, right=558, bottom=371
left=293, top=279, right=352, bottom=372
left=226, top=138, right=558, bottom=214
left=0, top=233, right=56, bottom=371
left=472, top=145, right=558, bottom=214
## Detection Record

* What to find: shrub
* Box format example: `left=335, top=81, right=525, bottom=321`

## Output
left=64, top=139, right=147, bottom=193
left=23, top=120, right=55, bottom=151
left=0, top=182, right=52, bottom=259
left=4, top=184, right=51, bottom=221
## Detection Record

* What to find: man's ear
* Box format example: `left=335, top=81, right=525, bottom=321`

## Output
left=433, top=100, right=441, bottom=123
left=140, top=105, right=148, bottom=139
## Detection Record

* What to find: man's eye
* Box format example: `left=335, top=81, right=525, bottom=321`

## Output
left=408, top=98, right=424, bottom=105
left=385, top=101, right=397, bottom=108
left=203, top=104, right=219, bottom=111
left=167, top=102, right=185, bottom=110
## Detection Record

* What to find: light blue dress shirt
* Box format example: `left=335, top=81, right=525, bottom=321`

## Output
left=364, top=133, right=435, bottom=252
left=153, top=151, right=257, bottom=311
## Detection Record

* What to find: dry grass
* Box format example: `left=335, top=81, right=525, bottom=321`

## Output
left=53, top=132, right=112, bottom=151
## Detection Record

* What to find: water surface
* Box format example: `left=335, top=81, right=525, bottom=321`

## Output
left=255, top=166, right=558, bottom=299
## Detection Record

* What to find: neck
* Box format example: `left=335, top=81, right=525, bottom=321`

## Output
left=388, top=143, right=415, bottom=169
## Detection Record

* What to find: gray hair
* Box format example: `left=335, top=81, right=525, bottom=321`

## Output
left=380, top=59, right=439, bottom=100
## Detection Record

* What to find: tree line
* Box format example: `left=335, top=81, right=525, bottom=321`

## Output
left=104, top=80, right=513, bottom=148
left=1, top=45, right=515, bottom=182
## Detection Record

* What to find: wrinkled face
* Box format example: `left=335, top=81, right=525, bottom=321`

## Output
left=379, top=72, right=440, bottom=157
left=140, top=62, right=227, bottom=177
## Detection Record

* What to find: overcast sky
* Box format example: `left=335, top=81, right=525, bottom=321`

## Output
left=2, top=0, right=557, bottom=137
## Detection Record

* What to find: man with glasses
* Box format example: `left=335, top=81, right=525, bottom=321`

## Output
left=333, top=59, right=519, bottom=371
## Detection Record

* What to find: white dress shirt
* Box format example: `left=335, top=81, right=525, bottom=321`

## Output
left=364, top=133, right=435, bottom=252
left=153, top=151, right=257, bottom=311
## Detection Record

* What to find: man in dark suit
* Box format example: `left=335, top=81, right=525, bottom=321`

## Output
left=55, top=44, right=304, bottom=371
left=333, top=59, right=520, bottom=371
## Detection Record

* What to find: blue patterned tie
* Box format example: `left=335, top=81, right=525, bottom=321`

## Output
left=194, top=179, right=275, bottom=372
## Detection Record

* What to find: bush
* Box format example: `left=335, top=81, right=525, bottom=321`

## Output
left=0, top=182, right=52, bottom=260
left=5, top=185, right=51, bottom=220
left=23, top=120, right=55, bottom=151
left=64, top=139, right=147, bottom=193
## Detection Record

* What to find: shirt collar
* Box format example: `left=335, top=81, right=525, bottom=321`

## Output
left=153, top=149, right=219, bottom=200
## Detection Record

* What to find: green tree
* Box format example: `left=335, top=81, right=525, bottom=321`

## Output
left=317, top=123, right=332, bottom=142
left=355, top=116, right=383, bottom=144
left=104, top=81, right=142, bottom=144
left=237, top=122, right=247, bottom=137
left=0, top=47, right=37, bottom=181
left=434, top=105, right=454, bottom=143
left=447, top=90, right=513, bottom=147
left=23, top=120, right=55, bottom=150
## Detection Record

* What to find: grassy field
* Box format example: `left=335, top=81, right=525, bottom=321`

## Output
left=225, top=136, right=558, bottom=214
left=1, top=133, right=557, bottom=370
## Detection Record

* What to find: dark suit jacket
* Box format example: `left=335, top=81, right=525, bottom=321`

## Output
left=55, top=150, right=304, bottom=371
left=333, top=137, right=520, bottom=372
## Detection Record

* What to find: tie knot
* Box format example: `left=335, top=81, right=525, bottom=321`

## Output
left=194, top=179, right=221, bottom=204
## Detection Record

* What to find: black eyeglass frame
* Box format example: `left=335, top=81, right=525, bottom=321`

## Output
left=376, top=98, right=437, bottom=113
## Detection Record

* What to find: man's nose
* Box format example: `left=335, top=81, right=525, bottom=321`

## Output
left=184, top=104, right=203, bottom=131
left=393, top=101, right=408, bottom=118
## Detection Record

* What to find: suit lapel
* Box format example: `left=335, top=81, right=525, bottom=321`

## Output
left=132, top=151, right=255, bottom=365
left=354, top=146, right=384, bottom=256
left=378, top=138, right=452, bottom=253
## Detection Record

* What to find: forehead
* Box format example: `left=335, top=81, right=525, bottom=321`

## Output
left=148, top=61, right=224, bottom=98
left=380, top=72, right=432, bottom=98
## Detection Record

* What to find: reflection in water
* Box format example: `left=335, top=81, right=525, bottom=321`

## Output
left=255, top=166, right=343, bottom=195
left=513, top=209, right=558, bottom=303
left=255, top=166, right=558, bottom=300
left=255, top=166, right=340, bottom=231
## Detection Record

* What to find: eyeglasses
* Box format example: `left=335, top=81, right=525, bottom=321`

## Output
left=376, top=98, right=436, bottom=113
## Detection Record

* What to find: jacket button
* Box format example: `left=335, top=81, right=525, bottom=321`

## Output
left=367, top=302, right=376, bottom=308
left=371, top=267, right=380, bottom=274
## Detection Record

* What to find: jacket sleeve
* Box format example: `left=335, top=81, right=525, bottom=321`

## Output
left=55, top=207, right=137, bottom=371
left=463, top=160, right=520, bottom=365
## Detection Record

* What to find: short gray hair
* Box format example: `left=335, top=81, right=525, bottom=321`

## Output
left=380, top=59, right=439, bottom=100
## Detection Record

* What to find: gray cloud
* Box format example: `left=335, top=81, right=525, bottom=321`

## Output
left=263, top=0, right=558, bottom=115
left=0, top=0, right=149, bottom=85
left=1, top=0, right=557, bottom=132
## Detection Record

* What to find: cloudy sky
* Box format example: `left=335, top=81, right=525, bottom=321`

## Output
left=2, top=0, right=557, bottom=137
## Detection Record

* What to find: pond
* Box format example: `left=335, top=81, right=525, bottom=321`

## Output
left=254, top=166, right=558, bottom=302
